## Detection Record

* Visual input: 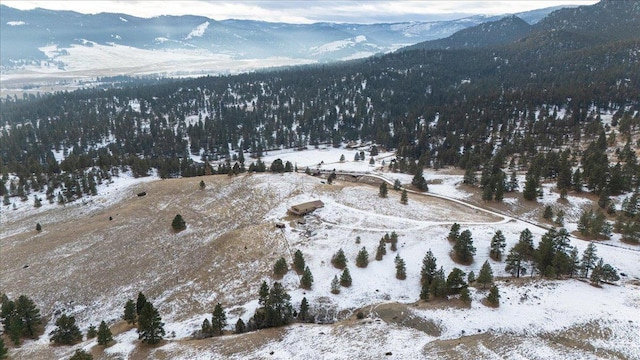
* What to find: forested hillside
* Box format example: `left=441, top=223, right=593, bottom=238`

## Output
left=1, top=0, right=639, bottom=220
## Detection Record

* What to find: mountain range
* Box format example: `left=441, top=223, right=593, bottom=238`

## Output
left=0, top=4, right=566, bottom=78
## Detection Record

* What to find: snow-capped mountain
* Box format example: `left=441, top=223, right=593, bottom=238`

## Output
left=0, top=5, right=565, bottom=77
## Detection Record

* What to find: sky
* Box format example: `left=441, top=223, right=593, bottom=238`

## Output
left=2, top=1, right=600, bottom=23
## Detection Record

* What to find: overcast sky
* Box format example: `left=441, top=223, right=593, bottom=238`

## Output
left=3, top=1, right=599, bottom=23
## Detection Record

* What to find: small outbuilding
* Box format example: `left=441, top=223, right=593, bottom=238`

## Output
left=289, top=200, right=324, bottom=216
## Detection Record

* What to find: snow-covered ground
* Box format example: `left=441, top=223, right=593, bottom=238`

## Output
left=3, top=146, right=639, bottom=359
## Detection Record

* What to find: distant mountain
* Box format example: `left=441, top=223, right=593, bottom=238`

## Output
left=0, top=4, right=565, bottom=76
left=403, top=0, right=640, bottom=53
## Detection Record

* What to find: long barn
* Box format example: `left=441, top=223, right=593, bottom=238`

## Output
left=289, top=200, right=324, bottom=216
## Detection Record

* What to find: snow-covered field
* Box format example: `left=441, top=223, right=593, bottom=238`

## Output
left=2, top=147, right=639, bottom=359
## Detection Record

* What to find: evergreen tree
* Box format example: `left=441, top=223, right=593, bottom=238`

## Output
left=446, top=268, right=467, bottom=295
left=543, top=205, right=553, bottom=220
left=211, top=303, right=227, bottom=336
left=235, top=319, right=246, bottom=334
left=340, top=268, right=352, bottom=287
left=273, top=257, right=288, bottom=278
left=581, top=243, right=598, bottom=278
left=453, top=229, right=476, bottom=263
left=505, top=247, right=526, bottom=278
left=199, top=180, right=205, bottom=190
left=86, top=324, right=97, bottom=339
left=523, top=175, right=538, bottom=201
left=355, top=247, right=369, bottom=268
left=258, top=281, right=270, bottom=307
left=69, top=349, right=93, bottom=360
left=379, top=182, right=388, bottom=198
left=331, top=248, right=347, bottom=269
left=171, top=214, right=186, bottom=231
left=264, top=282, right=294, bottom=328
left=36, top=222, right=42, bottom=232
left=50, top=314, right=83, bottom=345
left=375, top=240, right=386, bottom=261
left=467, top=271, right=476, bottom=284
left=331, top=275, right=341, bottom=294
left=15, top=295, right=41, bottom=339
left=293, top=250, right=306, bottom=274
left=123, top=299, right=136, bottom=325
left=137, top=302, right=165, bottom=344
left=589, top=258, right=605, bottom=286
left=412, top=168, right=428, bottom=191
left=8, top=314, right=23, bottom=345
left=477, top=260, right=494, bottom=289
left=430, top=267, right=447, bottom=299
left=489, top=230, right=506, bottom=261
left=460, top=287, right=471, bottom=305
left=298, top=297, right=312, bottom=323
left=447, top=223, right=461, bottom=242
left=421, top=250, right=438, bottom=286
left=400, top=189, right=408, bottom=204
left=97, top=320, right=112, bottom=346
left=394, top=254, right=407, bottom=280
left=486, top=285, right=500, bottom=307
left=393, top=179, right=401, bottom=191
left=0, top=338, right=7, bottom=360
left=136, top=292, right=148, bottom=316
left=567, top=246, right=580, bottom=278
left=201, top=318, right=212, bottom=338
left=340, top=154, right=345, bottom=163
left=300, top=266, right=314, bottom=289
left=420, top=279, right=430, bottom=301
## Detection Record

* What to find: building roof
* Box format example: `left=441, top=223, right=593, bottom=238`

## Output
left=289, top=200, right=324, bottom=216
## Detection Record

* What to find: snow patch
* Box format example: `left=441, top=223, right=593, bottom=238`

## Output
left=186, top=21, right=209, bottom=39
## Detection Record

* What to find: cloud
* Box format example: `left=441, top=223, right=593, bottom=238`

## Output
left=2, top=0, right=599, bottom=23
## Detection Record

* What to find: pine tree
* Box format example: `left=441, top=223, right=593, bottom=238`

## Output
left=211, top=303, right=227, bottom=336
left=258, top=281, right=270, bottom=307
left=523, top=175, right=538, bottom=201
left=123, top=299, right=136, bottom=325
left=486, top=285, right=500, bottom=307
left=201, top=318, right=212, bottom=338
left=0, top=338, right=7, bottom=360
left=430, top=267, right=447, bottom=299
left=273, top=257, right=288, bottom=278
left=199, top=180, right=205, bottom=190
left=505, top=247, right=526, bottom=278
left=460, top=287, right=471, bottom=305
left=36, top=222, right=42, bottom=232
left=171, top=214, right=186, bottom=231
left=467, top=271, right=476, bottom=284
left=8, top=314, right=23, bottom=345
left=421, top=250, right=438, bottom=286
left=331, top=248, right=347, bottom=269
left=412, top=168, right=428, bottom=191
left=87, top=324, right=97, bottom=339
left=581, top=243, right=598, bottom=278
left=97, top=320, right=112, bottom=346
left=15, top=295, right=41, bottom=338
left=447, top=223, right=461, bottom=243
left=50, top=314, right=83, bottom=345
left=477, top=260, right=494, bottom=289
left=69, top=349, right=93, bottom=360
left=298, top=297, right=312, bottom=323
left=235, top=319, right=246, bottom=334
left=331, top=275, right=341, bottom=294
left=137, top=302, right=165, bottom=344
left=393, top=179, right=401, bottom=190
left=340, top=268, right=352, bottom=287
left=489, top=230, right=507, bottom=261
left=293, top=250, right=306, bottom=274
left=400, top=189, right=408, bottom=204
left=340, top=154, right=345, bottom=162
left=300, top=266, right=314, bottom=289
left=394, top=255, right=407, bottom=280
left=375, top=240, right=386, bottom=261
left=589, top=258, right=604, bottom=286
left=543, top=205, right=553, bottom=220
left=453, top=229, right=476, bottom=263
left=136, top=292, right=148, bottom=316
left=355, top=247, right=369, bottom=268
left=446, top=268, right=467, bottom=295
left=379, top=182, right=388, bottom=198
